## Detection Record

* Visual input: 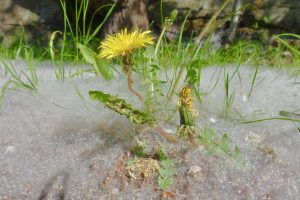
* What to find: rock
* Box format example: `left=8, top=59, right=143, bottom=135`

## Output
left=252, top=0, right=300, bottom=32
left=187, top=165, right=202, bottom=176
left=1, top=0, right=300, bottom=46
left=0, top=0, right=62, bottom=47
left=148, top=0, right=300, bottom=40
left=209, top=117, right=217, bottom=124
left=4, top=145, right=16, bottom=155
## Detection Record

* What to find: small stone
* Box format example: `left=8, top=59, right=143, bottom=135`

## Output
left=242, top=95, right=248, bottom=102
left=164, top=128, right=174, bottom=134
left=209, top=117, right=217, bottom=124
left=187, top=165, right=202, bottom=176
left=245, top=132, right=263, bottom=144
left=4, top=146, right=16, bottom=155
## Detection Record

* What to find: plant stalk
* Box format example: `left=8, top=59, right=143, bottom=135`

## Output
left=123, top=56, right=144, bottom=101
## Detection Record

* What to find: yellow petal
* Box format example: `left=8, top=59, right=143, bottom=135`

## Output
left=98, top=28, right=155, bottom=59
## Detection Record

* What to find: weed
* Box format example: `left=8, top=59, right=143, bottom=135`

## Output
left=98, top=28, right=155, bottom=101
left=0, top=59, right=37, bottom=92
left=223, top=72, right=235, bottom=118
left=273, top=33, right=300, bottom=58
left=247, top=64, right=259, bottom=98
left=0, top=79, right=11, bottom=108
left=77, top=43, right=113, bottom=79
left=158, top=158, right=177, bottom=190
left=49, top=31, right=65, bottom=80
left=130, top=137, right=150, bottom=158
left=58, top=0, right=116, bottom=61
left=127, top=136, right=177, bottom=191
left=197, top=127, right=243, bottom=163
left=89, top=90, right=155, bottom=125
left=242, top=110, right=300, bottom=134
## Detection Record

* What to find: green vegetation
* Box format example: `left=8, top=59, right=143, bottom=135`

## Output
left=0, top=0, right=298, bottom=151
left=89, top=90, right=156, bottom=125
left=128, top=138, right=177, bottom=191
left=197, top=127, right=243, bottom=162
left=1, top=1, right=299, bottom=195
left=158, top=158, right=177, bottom=191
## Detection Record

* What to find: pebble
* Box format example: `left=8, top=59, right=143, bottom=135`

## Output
left=187, top=165, right=202, bottom=176
left=242, top=95, right=248, bottom=102
left=245, top=132, right=263, bottom=144
left=164, top=128, right=174, bottom=134
left=209, top=117, right=217, bottom=124
left=4, top=146, right=16, bottom=155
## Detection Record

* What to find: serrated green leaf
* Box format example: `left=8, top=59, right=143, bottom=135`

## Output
left=233, top=145, right=244, bottom=165
left=160, top=159, right=177, bottom=168
left=233, top=145, right=242, bottom=159
left=219, top=134, right=230, bottom=155
left=159, top=159, right=177, bottom=177
left=158, top=176, right=175, bottom=190
left=157, top=147, right=168, bottom=161
left=158, top=168, right=175, bottom=178
left=89, top=90, right=156, bottom=124
left=203, top=128, right=215, bottom=143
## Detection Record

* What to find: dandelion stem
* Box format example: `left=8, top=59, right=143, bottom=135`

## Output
left=126, top=67, right=144, bottom=101
left=123, top=56, right=144, bottom=101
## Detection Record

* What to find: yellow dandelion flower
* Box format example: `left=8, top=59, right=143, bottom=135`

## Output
left=178, top=86, right=196, bottom=126
left=178, top=86, right=194, bottom=112
left=98, top=28, right=154, bottom=59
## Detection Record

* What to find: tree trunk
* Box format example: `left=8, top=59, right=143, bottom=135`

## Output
left=103, top=0, right=149, bottom=36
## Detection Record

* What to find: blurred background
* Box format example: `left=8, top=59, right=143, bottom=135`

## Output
left=1, top=0, right=299, bottom=47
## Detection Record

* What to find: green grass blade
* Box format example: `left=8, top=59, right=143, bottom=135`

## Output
left=87, top=2, right=116, bottom=43
left=273, top=34, right=300, bottom=58
left=243, top=117, right=300, bottom=124
left=77, top=43, right=113, bottom=79
left=0, top=79, right=12, bottom=108
left=279, top=110, right=300, bottom=119
left=248, top=64, right=259, bottom=98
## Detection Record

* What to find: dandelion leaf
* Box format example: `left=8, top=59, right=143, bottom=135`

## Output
left=179, top=106, right=194, bottom=126
left=89, top=90, right=155, bottom=125
left=158, top=176, right=175, bottom=190
left=233, top=145, right=245, bottom=166
left=158, top=158, right=177, bottom=190
left=77, top=43, right=113, bottom=79
left=219, top=134, right=230, bottom=155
